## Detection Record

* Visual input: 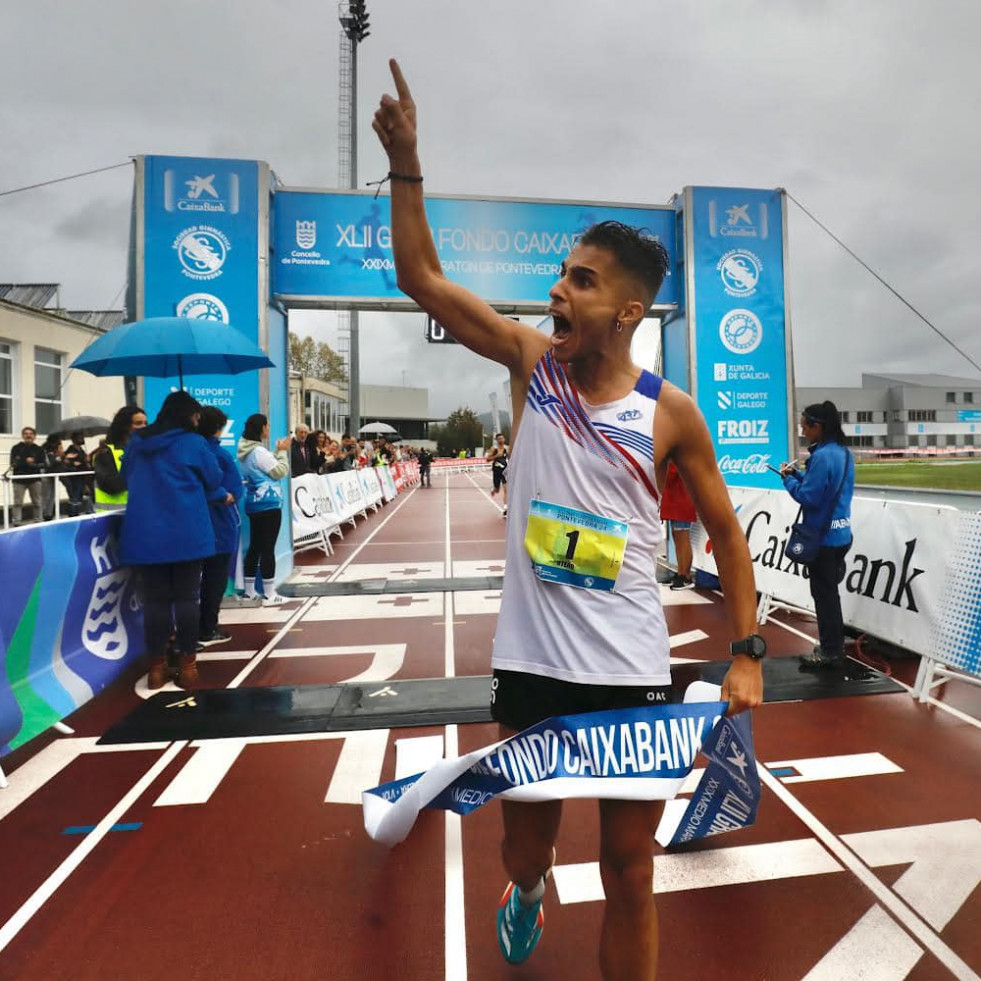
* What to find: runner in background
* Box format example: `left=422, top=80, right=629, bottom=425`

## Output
left=659, top=462, right=697, bottom=590
left=487, top=431, right=509, bottom=516
left=372, top=60, right=763, bottom=980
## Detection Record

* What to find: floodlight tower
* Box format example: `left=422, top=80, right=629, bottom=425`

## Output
left=337, top=0, right=370, bottom=435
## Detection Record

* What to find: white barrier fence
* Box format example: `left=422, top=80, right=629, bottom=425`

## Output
left=290, top=464, right=417, bottom=556
left=690, top=487, right=981, bottom=698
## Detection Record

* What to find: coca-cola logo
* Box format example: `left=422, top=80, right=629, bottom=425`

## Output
left=718, top=453, right=771, bottom=474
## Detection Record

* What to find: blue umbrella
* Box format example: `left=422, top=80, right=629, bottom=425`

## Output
left=70, top=317, right=275, bottom=388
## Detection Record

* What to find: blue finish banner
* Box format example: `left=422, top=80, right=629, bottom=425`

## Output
left=272, top=191, right=678, bottom=309
left=363, top=695, right=759, bottom=848
left=140, top=156, right=264, bottom=449
left=689, top=188, right=792, bottom=488
left=0, top=518, right=144, bottom=755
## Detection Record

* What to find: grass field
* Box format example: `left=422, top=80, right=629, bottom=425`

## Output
left=854, top=460, right=981, bottom=491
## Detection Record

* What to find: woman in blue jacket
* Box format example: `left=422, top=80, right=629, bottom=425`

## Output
left=197, top=405, right=243, bottom=645
left=237, top=413, right=291, bottom=602
left=120, top=391, right=224, bottom=689
left=781, top=401, right=855, bottom=668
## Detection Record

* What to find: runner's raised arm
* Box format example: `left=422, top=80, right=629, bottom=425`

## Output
left=373, top=60, right=546, bottom=374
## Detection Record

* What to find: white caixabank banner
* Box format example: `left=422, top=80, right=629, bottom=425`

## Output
left=691, top=488, right=981, bottom=677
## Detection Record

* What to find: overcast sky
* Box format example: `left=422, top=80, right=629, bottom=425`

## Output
left=2, top=0, right=979, bottom=418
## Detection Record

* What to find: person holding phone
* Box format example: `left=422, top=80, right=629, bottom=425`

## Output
left=780, top=401, right=855, bottom=668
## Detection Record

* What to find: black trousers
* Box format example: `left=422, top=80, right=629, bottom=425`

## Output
left=199, top=552, right=232, bottom=637
left=141, top=560, right=203, bottom=657
left=244, top=509, right=282, bottom=579
left=420, top=465, right=431, bottom=487
left=806, top=544, right=851, bottom=656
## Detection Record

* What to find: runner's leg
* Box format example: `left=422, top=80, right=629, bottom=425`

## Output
left=598, top=798, right=662, bottom=980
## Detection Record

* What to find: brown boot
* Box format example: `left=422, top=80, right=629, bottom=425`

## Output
left=177, top=653, right=199, bottom=689
left=147, top=657, right=169, bottom=690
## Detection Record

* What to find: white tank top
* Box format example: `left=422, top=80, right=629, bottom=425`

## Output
left=492, top=351, right=671, bottom=686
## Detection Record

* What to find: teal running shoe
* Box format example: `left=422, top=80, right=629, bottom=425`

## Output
left=497, top=881, right=545, bottom=965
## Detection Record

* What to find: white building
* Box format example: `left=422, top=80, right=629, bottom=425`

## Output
left=797, top=372, right=981, bottom=452
left=1, top=285, right=125, bottom=466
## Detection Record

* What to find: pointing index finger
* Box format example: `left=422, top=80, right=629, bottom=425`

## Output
left=390, top=58, right=412, bottom=102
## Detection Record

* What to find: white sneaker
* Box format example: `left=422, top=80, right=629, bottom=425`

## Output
left=261, top=593, right=285, bottom=605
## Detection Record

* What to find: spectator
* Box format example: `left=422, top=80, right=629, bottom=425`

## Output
left=197, top=406, right=243, bottom=646
left=781, top=400, right=855, bottom=669
left=93, top=406, right=148, bottom=512
left=61, top=432, right=93, bottom=516
left=119, top=391, right=224, bottom=690
left=417, top=446, right=433, bottom=488
left=8, top=426, right=45, bottom=524
left=659, top=462, right=697, bottom=590
left=339, top=433, right=357, bottom=470
left=238, top=413, right=291, bottom=603
left=308, top=429, right=328, bottom=474
left=290, top=424, right=312, bottom=476
left=325, top=439, right=347, bottom=473
left=39, top=434, right=63, bottom=521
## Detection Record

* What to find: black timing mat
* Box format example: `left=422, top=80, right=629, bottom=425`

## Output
left=98, top=657, right=903, bottom=745
left=278, top=576, right=505, bottom=597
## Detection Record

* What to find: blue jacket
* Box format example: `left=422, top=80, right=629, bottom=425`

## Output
left=119, top=427, right=224, bottom=565
left=206, top=437, right=244, bottom=555
left=237, top=438, right=288, bottom=515
left=783, top=440, right=854, bottom=547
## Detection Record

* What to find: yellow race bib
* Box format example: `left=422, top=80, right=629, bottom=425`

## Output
left=524, top=499, right=629, bottom=592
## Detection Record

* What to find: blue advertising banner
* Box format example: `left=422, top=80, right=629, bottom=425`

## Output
left=687, top=187, right=792, bottom=488
left=140, top=156, right=265, bottom=449
left=0, top=518, right=144, bottom=755
left=272, top=191, right=678, bottom=310
left=363, top=694, right=760, bottom=848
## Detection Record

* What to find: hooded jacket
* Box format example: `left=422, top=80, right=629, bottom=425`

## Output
left=207, top=437, right=244, bottom=554
left=119, top=427, right=224, bottom=565
left=237, top=438, right=289, bottom=515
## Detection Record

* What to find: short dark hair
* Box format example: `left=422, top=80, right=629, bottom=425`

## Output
left=579, top=220, right=670, bottom=309
left=198, top=405, right=228, bottom=439
left=243, top=413, right=268, bottom=441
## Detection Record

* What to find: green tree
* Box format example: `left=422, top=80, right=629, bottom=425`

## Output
left=288, top=332, right=348, bottom=384
left=433, top=407, right=484, bottom=457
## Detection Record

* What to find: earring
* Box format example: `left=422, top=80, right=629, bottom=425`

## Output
left=615, top=320, right=623, bottom=333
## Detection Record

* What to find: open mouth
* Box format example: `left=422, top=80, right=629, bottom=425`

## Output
left=549, top=312, right=572, bottom=345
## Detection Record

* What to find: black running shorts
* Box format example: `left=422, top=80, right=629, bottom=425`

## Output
left=490, top=669, right=674, bottom=733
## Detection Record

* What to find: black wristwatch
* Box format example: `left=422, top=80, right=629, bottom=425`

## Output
left=730, top=634, right=767, bottom=659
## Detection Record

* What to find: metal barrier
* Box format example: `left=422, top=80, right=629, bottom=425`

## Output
left=1, top=470, right=96, bottom=530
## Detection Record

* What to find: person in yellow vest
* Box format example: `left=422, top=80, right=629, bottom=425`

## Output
left=93, top=405, right=148, bottom=511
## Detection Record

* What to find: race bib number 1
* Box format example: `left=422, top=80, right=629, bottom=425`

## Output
left=524, top=499, right=628, bottom=592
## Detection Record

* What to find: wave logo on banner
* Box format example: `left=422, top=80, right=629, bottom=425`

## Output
left=363, top=686, right=759, bottom=848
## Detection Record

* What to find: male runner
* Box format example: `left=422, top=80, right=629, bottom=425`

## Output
left=487, top=431, right=509, bottom=515
left=373, top=60, right=763, bottom=981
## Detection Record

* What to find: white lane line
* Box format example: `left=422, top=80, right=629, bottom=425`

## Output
left=154, top=740, right=246, bottom=807
left=395, top=735, right=445, bottom=781
left=660, top=587, right=712, bottom=606
left=757, top=767, right=981, bottom=981
left=335, top=561, right=446, bottom=581
left=325, top=730, right=390, bottom=805
left=553, top=838, right=842, bottom=905
left=0, top=741, right=187, bottom=954
left=464, top=471, right=504, bottom=514
left=0, top=739, right=100, bottom=821
left=766, top=752, right=904, bottom=784
left=669, top=629, right=709, bottom=649
left=843, top=819, right=981, bottom=932
left=227, top=485, right=419, bottom=689
left=802, top=904, right=924, bottom=981
left=445, top=469, right=468, bottom=981
left=303, top=592, right=444, bottom=621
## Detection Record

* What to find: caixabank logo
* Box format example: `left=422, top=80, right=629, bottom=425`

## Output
left=163, top=169, right=240, bottom=214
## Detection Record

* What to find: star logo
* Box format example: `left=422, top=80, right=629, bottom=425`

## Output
left=725, top=204, right=751, bottom=226
left=726, top=744, right=749, bottom=777
left=185, top=175, right=219, bottom=200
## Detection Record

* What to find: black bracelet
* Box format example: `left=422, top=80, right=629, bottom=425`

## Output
left=366, top=171, right=423, bottom=199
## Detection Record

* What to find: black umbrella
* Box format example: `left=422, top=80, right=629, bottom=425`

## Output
left=49, top=415, right=112, bottom=439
